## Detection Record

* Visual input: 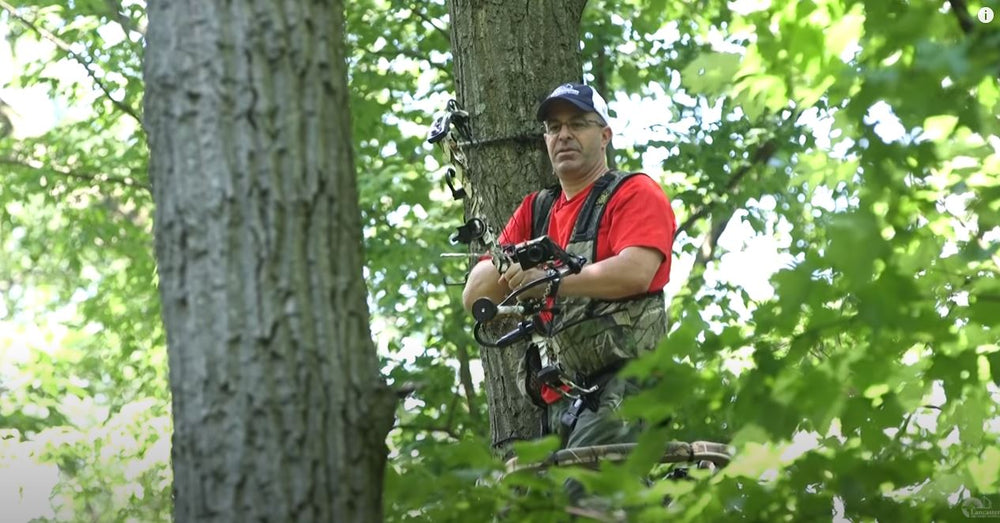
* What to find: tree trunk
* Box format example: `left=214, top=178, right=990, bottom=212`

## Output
left=448, top=0, right=588, bottom=449
left=143, top=1, right=394, bottom=521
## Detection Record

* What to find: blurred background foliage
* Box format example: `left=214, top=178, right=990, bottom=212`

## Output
left=0, top=0, right=998, bottom=521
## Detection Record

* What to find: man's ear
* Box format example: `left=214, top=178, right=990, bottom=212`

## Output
left=601, top=126, right=612, bottom=148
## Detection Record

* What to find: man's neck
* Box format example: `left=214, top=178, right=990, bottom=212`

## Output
left=559, top=164, right=609, bottom=200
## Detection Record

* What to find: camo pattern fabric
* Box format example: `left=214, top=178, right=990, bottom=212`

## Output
left=549, top=286, right=667, bottom=379
left=548, top=238, right=668, bottom=379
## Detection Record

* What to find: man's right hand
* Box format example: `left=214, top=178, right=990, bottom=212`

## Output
left=498, top=264, right=548, bottom=301
left=461, top=259, right=511, bottom=312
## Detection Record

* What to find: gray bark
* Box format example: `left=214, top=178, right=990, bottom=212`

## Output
left=143, top=1, right=394, bottom=521
left=448, top=0, right=589, bottom=449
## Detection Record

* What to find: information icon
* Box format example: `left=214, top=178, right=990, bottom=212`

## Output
left=980, top=7, right=995, bottom=23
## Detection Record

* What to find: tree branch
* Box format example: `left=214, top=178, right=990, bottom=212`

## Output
left=693, top=207, right=734, bottom=272
left=788, top=316, right=858, bottom=361
left=409, top=2, right=451, bottom=42
left=0, top=98, right=12, bottom=138
left=676, top=138, right=778, bottom=238
left=592, top=44, right=617, bottom=169
left=442, top=386, right=461, bottom=433
left=453, top=327, right=481, bottom=422
left=675, top=137, right=780, bottom=298
left=0, top=0, right=143, bottom=125
left=364, top=46, right=449, bottom=70
left=392, top=423, right=462, bottom=440
left=0, top=157, right=150, bottom=192
left=564, top=505, right=621, bottom=522
left=947, top=0, right=976, bottom=35
left=438, top=294, right=482, bottom=424
left=103, top=0, right=146, bottom=37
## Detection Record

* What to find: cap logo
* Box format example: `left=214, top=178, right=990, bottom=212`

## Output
left=551, top=84, right=580, bottom=97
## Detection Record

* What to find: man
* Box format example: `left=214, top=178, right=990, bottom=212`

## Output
left=462, top=82, right=676, bottom=450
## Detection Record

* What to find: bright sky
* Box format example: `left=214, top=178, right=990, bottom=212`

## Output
left=0, top=22, right=57, bottom=137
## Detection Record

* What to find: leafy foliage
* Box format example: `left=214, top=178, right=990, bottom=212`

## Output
left=1, top=0, right=998, bottom=521
left=0, top=1, right=169, bottom=519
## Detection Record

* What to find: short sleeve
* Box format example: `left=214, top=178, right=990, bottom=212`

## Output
left=477, top=192, right=537, bottom=262
left=605, top=175, right=675, bottom=259
left=498, top=192, right=536, bottom=245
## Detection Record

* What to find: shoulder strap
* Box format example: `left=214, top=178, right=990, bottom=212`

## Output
left=569, top=170, right=640, bottom=244
left=531, top=185, right=560, bottom=238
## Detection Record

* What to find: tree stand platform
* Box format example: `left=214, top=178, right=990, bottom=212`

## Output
left=504, top=440, right=733, bottom=474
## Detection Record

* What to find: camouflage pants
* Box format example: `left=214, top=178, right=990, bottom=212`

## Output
left=545, top=374, right=641, bottom=449
left=545, top=374, right=642, bottom=508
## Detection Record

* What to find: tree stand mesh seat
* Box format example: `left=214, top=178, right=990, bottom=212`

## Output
left=503, top=440, right=733, bottom=475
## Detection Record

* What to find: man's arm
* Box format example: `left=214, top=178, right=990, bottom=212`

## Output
left=461, top=259, right=512, bottom=311
left=501, top=246, right=663, bottom=301
left=560, top=246, right=663, bottom=298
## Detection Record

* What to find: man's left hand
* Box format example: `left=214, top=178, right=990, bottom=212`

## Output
left=499, top=264, right=549, bottom=300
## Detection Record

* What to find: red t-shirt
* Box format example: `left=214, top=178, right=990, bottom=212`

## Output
left=498, top=173, right=676, bottom=291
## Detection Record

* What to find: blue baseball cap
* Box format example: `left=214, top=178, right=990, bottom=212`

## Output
left=536, top=83, right=612, bottom=126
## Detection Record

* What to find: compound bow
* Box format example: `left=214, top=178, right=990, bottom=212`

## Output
left=427, top=100, right=587, bottom=347
left=426, top=100, right=590, bottom=396
left=427, top=100, right=510, bottom=274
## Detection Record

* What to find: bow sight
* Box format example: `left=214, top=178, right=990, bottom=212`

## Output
left=472, top=238, right=586, bottom=348
left=505, top=236, right=586, bottom=272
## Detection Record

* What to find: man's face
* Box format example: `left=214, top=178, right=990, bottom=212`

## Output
left=542, top=101, right=611, bottom=180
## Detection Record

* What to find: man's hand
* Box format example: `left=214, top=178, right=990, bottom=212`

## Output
left=462, top=259, right=510, bottom=311
left=499, top=264, right=549, bottom=300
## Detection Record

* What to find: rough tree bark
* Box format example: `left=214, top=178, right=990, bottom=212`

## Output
left=448, top=0, right=589, bottom=449
left=144, top=1, right=395, bottom=521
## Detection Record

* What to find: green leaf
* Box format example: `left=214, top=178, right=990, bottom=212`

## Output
left=921, top=114, right=959, bottom=141
left=510, top=435, right=560, bottom=465
left=987, top=351, right=1000, bottom=387
left=968, top=447, right=1000, bottom=494
left=825, top=210, right=887, bottom=287
left=680, top=52, right=742, bottom=96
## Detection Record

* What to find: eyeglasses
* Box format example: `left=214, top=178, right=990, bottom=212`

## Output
left=542, top=119, right=606, bottom=135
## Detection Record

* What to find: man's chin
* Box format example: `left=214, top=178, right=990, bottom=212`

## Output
left=553, top=159, right=581, bottom=173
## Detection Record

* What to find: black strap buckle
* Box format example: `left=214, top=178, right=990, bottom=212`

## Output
left=560, top=397, right=587, bottom=432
